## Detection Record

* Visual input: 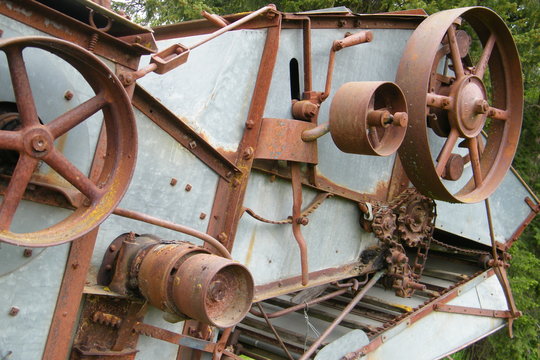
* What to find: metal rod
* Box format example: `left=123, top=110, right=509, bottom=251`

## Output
left=291, top=162, right=309, bottom=286
left=201, top=10, right=230, bottom=28
left=256, top=303, right=295, bottom=360
left=510, top=166, right=540, bottom=204
left=113, top=207, right=232, bottom=259
left=190, top=5, right=276, bottom=51
left=250, top=288, right=348, bottom=319
left=301, top=121, right=330, bottom=142
left=298, top=271, right=384, bottom=360
left=302, top=18, right=312, bottom=92
left=484, top=199, right=519, bottom=322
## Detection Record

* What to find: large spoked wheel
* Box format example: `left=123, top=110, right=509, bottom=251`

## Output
left=0, top=37, right=137, bottom=246
left=396, top=7, right=522, bottom=203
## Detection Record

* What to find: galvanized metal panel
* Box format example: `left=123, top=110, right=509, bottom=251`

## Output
left=138, top=30, right=268, bottom=152
left=0, top=243, right=70, bottom=360
left=436, top=170, right=533, bottom=245
left=363, top=274, right=507, bottom=360
left=233, top=171, right=378, bottom=286
left=90, top=108, right=220, bottom=275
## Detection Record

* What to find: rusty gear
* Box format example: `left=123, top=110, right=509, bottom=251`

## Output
left=397, top=192, right=435, bottom=247
left=371, top=207, right=396, bottom=243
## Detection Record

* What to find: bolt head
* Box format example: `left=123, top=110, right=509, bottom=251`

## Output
left=9, top=306, right=20, bottom=316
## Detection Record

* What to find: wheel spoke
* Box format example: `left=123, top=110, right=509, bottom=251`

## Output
left=368, top=126, right=380, bottom=148
left=44, top=148, right=102, bottom=202
left=47, top=92, right=108, bottom=139
left=468, top=137, right=483, bottom=187
left=447, top=25, right=465, bottom=79
left=0, top=130, right=22, bottom=151
left=5, top=46, right=40, bottom=127
left=474, top=34, right=496, bottom=79
left=0, top=155, right=39, bottom=230
left=435, top=128, right=459, bottom=176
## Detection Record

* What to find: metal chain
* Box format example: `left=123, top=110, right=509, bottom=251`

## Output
left=243, top=193, right=332, bottom=225
left=430, top=238, right=491, bottom=256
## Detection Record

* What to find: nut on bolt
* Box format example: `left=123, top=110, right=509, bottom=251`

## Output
left=296, top=217, right=309, bottom=226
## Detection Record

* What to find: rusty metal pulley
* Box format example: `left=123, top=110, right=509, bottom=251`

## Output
left=329, top=81, right=408, bottom=156
left=396, top=7, right=523, bottom=203
left=0, top=36, right=137, bottom=246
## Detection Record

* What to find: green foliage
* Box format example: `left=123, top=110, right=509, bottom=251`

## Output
left=113, top=0, right=539, bottom=358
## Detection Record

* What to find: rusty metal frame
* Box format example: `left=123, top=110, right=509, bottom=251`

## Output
left=0, top=0, right=153, bottom=70
left=346, top=269, right=497, bottom=358
left=505, top=197, right=539, bottom=250
left=153, top=12, right=424, bottom=41
left=433, top=304, right=517, bottom=318
left=205, top=15, right=282, bottom=250
left=42, top=228, right=100, bottom=360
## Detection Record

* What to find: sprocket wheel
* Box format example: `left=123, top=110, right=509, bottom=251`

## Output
left=397, top=193, right=434, bottom=247
left=0, top=36, right=137, bottom=247
left=396, top=7, right=522, bottom=203
left=371, top=207, right=396, bottom=243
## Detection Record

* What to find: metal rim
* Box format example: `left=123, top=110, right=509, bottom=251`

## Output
left=396, top=7, right=522, bottom=203
left=0, top=36, right=137, bottom=246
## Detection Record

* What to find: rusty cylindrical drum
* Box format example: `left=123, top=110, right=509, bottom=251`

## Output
left=329, top=81, right=408, bottom=156
left=172, top=253, right=254, bottom=328
left=137, top=242, right=210, bottom=314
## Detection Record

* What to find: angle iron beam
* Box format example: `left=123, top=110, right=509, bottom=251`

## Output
left=205, top=18, right=282, bottom=250
left=0, top=0, right=148, bottom=70
left=433, top=304, right=517, bottom=318
left=132, top=85, right=241, bottom=181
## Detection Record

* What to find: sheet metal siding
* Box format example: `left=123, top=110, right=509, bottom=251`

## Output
left=91, top=107, right=220, bottom=272
left=138, top=30, right=268, bottom=152
left=436, top=171, right=533, bottom=245
left=0, top=15, right=89, bottom=360
left=233, top=172, right=378, bottom=285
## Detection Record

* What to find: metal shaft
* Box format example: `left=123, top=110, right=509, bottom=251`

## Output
left=299, top=271, right=384, bottom=360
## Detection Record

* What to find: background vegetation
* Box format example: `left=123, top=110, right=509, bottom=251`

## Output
left=113, top=0, right=539, bottom=358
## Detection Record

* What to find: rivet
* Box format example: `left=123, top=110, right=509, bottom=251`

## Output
left=185, top=184, right=192, bottom=192
left=199, top=213, right=207, bottom=220
left=9, top=306, right=20, bottom=316
left=23, top=249, right=32, bottom=257
left=170, top=178, right=178, bottom=186
left=64, top=90, right=74, bottom=100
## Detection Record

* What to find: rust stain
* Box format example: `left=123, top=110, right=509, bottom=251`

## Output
left=244, top=227, right=257, bottom=266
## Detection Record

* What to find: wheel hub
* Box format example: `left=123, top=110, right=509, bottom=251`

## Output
left=450, top=75, right=488, bottom=138
left=23, top=127, right=53, bottom=157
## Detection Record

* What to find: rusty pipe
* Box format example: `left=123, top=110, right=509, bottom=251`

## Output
left=291, top=163, right=309, bottom=286
left=201, top=10, right=230, bottom=28
left=298, top=271, right=384, bottom=360
left=191, top=5, right=276, bottom=51
left=320, top=31, right=373, bottom=102
left=301, top=121, right=330, bottom=142
left=303, top=18, right=312, bottom=92
left=112, top=207, right=231, bottom=259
